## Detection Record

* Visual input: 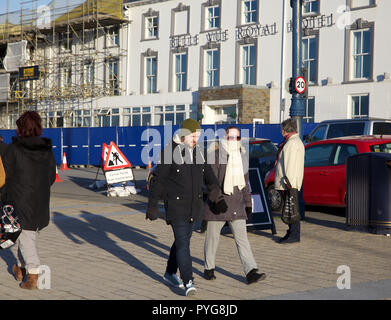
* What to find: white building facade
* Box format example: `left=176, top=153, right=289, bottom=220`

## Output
left=118, top=0, right=391, bottom=126
left=6, top=0, right=389, bottom=127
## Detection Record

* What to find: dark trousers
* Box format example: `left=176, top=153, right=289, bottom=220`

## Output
left=299, top=187, right=305, bottom=220
left=166, top=221, right=194, bottom=284
left=288, top=221, right=301, bottom=240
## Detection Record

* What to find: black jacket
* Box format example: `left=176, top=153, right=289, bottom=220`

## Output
left=0, top=141, right=7, bottom=157
left=148, top=138, right=219, bottom=224
left=3, top=136, right=56, bottom=231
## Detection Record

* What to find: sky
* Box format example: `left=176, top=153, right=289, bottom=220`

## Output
left=0, top=0, right=50, bottom=15
left=0, top=0, right=86, bottom=15
left=0, top=0, right=86, bottom=24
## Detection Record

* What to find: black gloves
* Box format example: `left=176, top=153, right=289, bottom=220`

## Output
left=214, top=199, right=228, bottom=214
left=245, top=207, right=252, bottom=219
left=146, top=206, right=159, bottom=221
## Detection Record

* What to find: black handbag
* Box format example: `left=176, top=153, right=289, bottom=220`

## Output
left=281, top=176, right=301, bottom=225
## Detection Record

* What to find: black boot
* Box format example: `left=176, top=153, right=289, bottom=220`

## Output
left=204, top=269, right=216, bottom=280
left=246, top=269, right=266, bottom=284
left=278, top=229, right=291, bottom=242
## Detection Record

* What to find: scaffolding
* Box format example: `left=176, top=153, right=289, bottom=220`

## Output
left=0, top=0, right=128, bottom=128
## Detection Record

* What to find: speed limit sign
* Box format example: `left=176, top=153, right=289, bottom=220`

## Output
left=294, top=76, right=307, bottom=94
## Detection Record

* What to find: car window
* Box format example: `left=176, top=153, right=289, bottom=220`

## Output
left=249, top=141, right=277, bottom=158
left=331, top=144, right=358, bottom=165
left=373, top=123, right=391, bottom=135
left=370, top=142, right=391, bottom=153
left=326, top=122, right=365, bottom=139
left=309, top=125, right=327, bottom=142
left=305, top=144, right=334, bottom=167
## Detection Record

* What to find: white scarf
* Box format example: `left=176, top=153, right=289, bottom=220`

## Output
left=220, top=139, right=246, bottom=195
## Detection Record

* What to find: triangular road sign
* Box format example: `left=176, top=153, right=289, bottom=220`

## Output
left=101, top=143, right=109, bottom=167
left=104, top=142, right=131, bottom=171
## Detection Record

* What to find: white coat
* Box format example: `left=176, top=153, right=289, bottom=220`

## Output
left=274, top=133, right=305, bottom=191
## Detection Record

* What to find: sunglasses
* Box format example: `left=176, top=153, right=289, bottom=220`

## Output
left=226, top=136, right=241, bottom=141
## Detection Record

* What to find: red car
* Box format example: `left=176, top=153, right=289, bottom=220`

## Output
left=264, top=135, right=391, bottom=211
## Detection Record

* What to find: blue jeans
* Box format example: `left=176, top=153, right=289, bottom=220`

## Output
left=166, top=221, right=194, bottom=284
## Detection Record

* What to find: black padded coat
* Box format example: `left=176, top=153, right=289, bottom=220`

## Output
left=148, top=139, right=220, bottom=224
left=3, top=136, right=56, bottom=231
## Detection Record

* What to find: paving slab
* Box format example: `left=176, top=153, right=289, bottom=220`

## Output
left=0, top=168, right=390, bottom=300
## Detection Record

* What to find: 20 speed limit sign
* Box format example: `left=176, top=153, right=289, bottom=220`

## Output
left=294, top=76, right=307, bottom=94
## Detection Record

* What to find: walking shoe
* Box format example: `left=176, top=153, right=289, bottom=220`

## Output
left=163, top=272, right=184, bottom=288
left=278, top=231, right=290, bottom=242
left=20, top=274, right=38, bottom=290
left=203, top=269, right=216, bottom=280
left=279, top=237, right=300, bottom=244
left=12, top=264, right=26, bottom=281
left=246, top=269, right=266, bottom=284
left=185, top=280, right=197, bottom=296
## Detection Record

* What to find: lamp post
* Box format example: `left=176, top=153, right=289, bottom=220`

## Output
left=290, top=0, right=307, bottom=221
left=289, top=0, right=305, bottom=140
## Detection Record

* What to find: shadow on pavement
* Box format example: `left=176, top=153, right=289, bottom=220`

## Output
left=0, top=249, right=18, bottom=278
left=66, top=176, right=103, bottom=188
left=52, top=211, right=170, bottom=285
left=52, top=211, right=246, bottom=290
left=268, top=207, right=348, bottom=232
left=304, top=206, right=348, bottom=231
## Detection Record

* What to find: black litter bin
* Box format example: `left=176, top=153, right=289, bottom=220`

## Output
left=346, top=152, right=391, bottom=234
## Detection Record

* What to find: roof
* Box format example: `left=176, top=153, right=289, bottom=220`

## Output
left=248, top=138, right=273, bottom=143
left=307, top=135, right=391, bottom=147
left=0, top=0, right=126, bottom=40
left=124, top=0, right=170, bottom=7
left=318, top=118, right=391, bottom=124
left=54, top=0, right=125, bottom=25
left=203, top=137, right=272, bottom=143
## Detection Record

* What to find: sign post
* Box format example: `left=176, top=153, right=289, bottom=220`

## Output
left=103, top=142, right=136, bottom=196
left=290, top=0, right=306, bottom=222
left=289, top=0, right=305, bottom=140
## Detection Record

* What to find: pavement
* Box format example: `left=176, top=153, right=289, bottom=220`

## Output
left=0, top=167, right=390, bottom=301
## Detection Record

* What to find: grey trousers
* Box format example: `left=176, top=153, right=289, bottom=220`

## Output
left=204, top=219, right=258, bottom=276
left=16, top=230, right=40, bottom=274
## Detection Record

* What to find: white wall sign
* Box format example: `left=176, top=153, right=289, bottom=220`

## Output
left=105, top=168, right=134, bottom=184
left=236, top=23, right=278, bottom=40
left=206, top=29, right=228, bottom=43
left=287, top=14, right=334, bottom=32
left=169, top=34, right=199, bottom=49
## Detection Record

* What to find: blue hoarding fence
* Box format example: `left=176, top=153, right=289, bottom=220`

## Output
left=0, top=123, right=318, bottom=167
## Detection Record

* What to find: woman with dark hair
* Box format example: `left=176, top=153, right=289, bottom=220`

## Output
left=3, top=111, right=56, bottom=289
left=203, top=126, right=266, bottom=284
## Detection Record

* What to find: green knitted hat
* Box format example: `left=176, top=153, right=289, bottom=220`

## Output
left=180, top=118, right=201, bottom=136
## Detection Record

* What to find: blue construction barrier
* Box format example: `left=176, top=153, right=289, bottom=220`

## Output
left=0, top=123, right=318, bottom=167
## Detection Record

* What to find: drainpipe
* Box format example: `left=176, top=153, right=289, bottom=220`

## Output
left=279, top=0, right=287, bottom=123
left=125, top=6, right=131, bottom=96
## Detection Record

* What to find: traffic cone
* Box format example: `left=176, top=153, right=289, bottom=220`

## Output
left=145, top=160, right=153, bottom=190
left=55, top=166, right=63, bottom=183
left=61, top=152, right=70, bottom=170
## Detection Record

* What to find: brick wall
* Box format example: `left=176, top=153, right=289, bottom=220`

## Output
left=198, top=85, right=270, bottom=124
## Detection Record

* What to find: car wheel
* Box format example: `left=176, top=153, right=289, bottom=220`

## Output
left=266, top=185, right=283, bottom=212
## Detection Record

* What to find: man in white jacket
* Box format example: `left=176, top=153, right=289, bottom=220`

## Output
left=274, top=118, right=305, bottom=244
